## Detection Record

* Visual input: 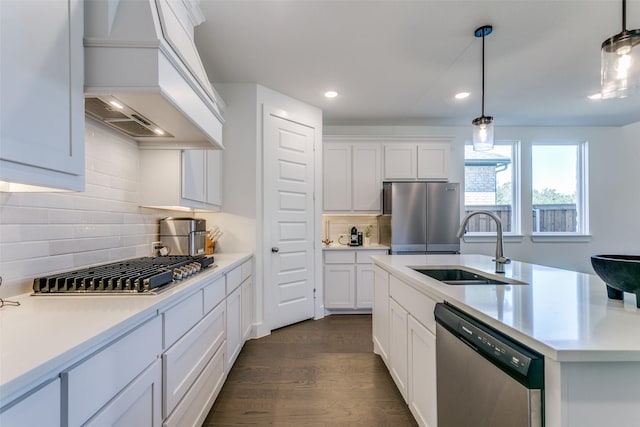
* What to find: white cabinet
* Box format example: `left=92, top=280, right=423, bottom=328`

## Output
left=383, top=140, right=450, bottom=181
left=384, top=144, right=417, bottom=180
left=323, top=250, right=387, bottom=310
left=226, top=286, right=242, bottom=371
left=324, top=263, right=356, bottom=308
left=241, top=259, right=254, bottom=340
left=389, top=298, right=409, bottom=400
left=323, top=143, right=351, bottom=211
left=85, top=360, right=162, bottom=427
left=139, top=149, right=222, bottom=211
left=163, top=302, right=225, bottom=419
left=0, top=0, right=85, bottom=191
left=323, top=140, right=382, bottom=213
left=63, top=316, right=162, bottom=427
left=0, top=378, right=60, bottom=427
left=226, top=259, right=253, bottom=371
left=373, top=268, right=441, bottom=427
left=356, top=264, right=374, bottom=308
left=417, top=143, right=449, bottom=180
left=408, top=316, right=437, bottom=427
left=373, top=265, right=390, bottom=364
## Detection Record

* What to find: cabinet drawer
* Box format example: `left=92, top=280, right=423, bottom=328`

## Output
left=356, top=250, right=387, bottom=264
left=163, top=302, right=225, bottom=418
left=226, top=265, right=242, bottom=294
left=203, top=274, right=225, bottom=314
left=241, top=259, right=252, bottom=282
left=324, top=250, right=356, bottom=264
left=163, top=291, right=203, bottom=349
left=389, top=275, right=439, bottom=333
left=63, top=316, right=162, bottom=427
left=162, top=344, right=226, bottom=427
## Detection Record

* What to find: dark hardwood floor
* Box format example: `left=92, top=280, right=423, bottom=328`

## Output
left=202, top=314, right=418, bottom=426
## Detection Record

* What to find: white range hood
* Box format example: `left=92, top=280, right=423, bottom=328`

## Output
left=84, top=0, right=224, bottom=149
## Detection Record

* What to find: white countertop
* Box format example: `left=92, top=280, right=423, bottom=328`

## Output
left=323, top=243, right=390, bottom=251
left=372, top=253, right=640, bottom=363
left=0, top=253, right=252, bottom=404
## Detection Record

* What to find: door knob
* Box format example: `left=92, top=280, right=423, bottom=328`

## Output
left=271, top=247, right=279, bottom=253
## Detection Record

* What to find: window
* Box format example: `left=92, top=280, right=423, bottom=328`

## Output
left=464, top=142, right=518, bottom=233
left=531, top=142, right=588, bottom=234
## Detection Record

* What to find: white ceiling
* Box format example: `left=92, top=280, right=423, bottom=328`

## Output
left=194, top=0, right=640, bottom=127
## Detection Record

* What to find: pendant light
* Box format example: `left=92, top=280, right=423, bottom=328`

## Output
left=601, top=0, right=640, bottom=99
left=472, top=25, right=494, bottom=151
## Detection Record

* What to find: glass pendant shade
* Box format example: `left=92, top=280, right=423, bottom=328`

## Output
left=601, top=29, right=640, bottom=98
left=472, top=115, right=494, bottom=151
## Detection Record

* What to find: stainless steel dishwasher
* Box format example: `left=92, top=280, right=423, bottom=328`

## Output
left=434, top=303, right=544, bottom=427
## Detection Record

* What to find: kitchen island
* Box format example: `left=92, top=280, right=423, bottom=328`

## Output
left=372, top=253, right=640, bottom=427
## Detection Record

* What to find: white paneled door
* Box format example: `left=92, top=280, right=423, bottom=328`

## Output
left=264, top=108, right=316, bottom=330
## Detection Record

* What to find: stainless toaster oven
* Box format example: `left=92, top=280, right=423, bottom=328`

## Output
left=159, top=217, right=207, bottom=256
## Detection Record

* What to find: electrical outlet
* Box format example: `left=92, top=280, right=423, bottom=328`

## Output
left=151, top=241, right=162, bottom=255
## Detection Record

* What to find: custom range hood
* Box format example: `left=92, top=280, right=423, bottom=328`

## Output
left=84, top=0, right=224, bottom=149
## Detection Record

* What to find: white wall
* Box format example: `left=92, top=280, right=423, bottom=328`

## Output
left=324, top=123, right=640, bottom=273
left=0, top=121, right=186, bottom=298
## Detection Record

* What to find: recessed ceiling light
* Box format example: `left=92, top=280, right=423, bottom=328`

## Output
left=109, top=100, right=124, bottom=109
left=324, top=91, right=338, bottom=98
left=588, top=93, right=603, bottom=100
left=153, top=128, right=165, bottom=136
left=455, top=92, right=470, bottom=99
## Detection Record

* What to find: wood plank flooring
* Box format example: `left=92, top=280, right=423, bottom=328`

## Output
left=202, top=314, right=418, bottom=426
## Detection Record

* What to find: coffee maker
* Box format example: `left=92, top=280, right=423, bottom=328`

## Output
left=349, top=226, right=360, bottom=246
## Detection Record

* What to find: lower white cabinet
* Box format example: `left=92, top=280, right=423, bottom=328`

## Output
left=85, top=360, right=162, bottom=427
left=0, top=378, right=60, bottom=427
left=323, top=249, right=387, bottom=310
left=162, top=344, right=225, bottom=427
left=226, top=286, right=242, bottom=371
left=389, top=298, right=408, bottom=400
left=374, top=267, right=441, bottom=427
left=408, top=316, right=437, bottom=427
left=163, top=302, right=226, bottom=418
left=62, top=316, right=162, bottom=427
left=324, top=263, right=356, bottom=308
left=372, top=265, right=390, bottom=364
left=241, top=276, right=254, bottom=340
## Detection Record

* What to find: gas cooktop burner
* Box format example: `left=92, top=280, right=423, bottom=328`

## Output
left=32, top=255, right=215, bottom=295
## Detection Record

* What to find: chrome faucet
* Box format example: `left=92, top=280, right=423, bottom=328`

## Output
left=456, top=210, right=510, bottom=273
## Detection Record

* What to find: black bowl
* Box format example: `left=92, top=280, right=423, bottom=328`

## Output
left=591, top=255, right=640, bottom=308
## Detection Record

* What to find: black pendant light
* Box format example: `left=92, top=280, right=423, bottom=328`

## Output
left=601, top=0, right=640, bottom=98
left=472, top=25, right=494, bottom=151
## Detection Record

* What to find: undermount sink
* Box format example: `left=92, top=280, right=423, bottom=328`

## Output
left=411, top=267, right=527, bottom=286
left=591, top=255, right=640, bottom=308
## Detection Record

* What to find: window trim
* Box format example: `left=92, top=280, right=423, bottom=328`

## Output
left=530, top=141, right=589, bottom=236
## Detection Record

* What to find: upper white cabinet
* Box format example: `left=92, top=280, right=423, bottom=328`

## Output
left=139, top=149, right=222, bottom=211
left=323, top=138, right=382, bottom=213
left=384, top=139, right=450, bottom=181
left=0, top=0, right=85, bottom=191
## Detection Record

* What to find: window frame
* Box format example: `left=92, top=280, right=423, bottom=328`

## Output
left=463, top=140, right=521, bottom=237
left=530, top=140, right=589, bottom=238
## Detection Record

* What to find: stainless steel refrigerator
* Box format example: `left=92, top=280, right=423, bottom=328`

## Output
left=378, top=182, right=460, bottom=254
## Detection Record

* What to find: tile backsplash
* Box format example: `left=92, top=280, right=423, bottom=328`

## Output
left=0, top=122, right=185, bottom=298
left=322, top=215, right=380, bottom=245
